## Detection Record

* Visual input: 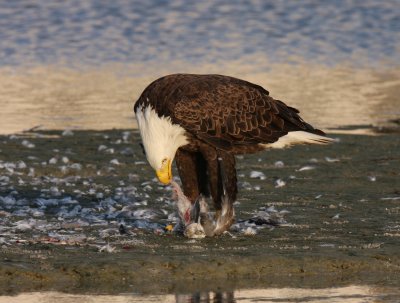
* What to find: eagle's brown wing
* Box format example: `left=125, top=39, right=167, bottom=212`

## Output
left=167, top=74, right=322, bottom=150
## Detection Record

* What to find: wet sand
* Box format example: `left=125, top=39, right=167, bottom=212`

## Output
left=0, top=129, right=399, bottom=297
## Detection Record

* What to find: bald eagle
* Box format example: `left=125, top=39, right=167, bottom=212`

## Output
left=134, top=74, right=332, bottom=234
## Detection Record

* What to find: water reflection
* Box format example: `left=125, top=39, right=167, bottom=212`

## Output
left=176, top=291, right=235, bottom=303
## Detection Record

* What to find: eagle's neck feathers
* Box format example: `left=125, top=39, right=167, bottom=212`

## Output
left=135, top=105, right=188, bottom=170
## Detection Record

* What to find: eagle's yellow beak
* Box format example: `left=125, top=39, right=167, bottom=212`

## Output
left=156, top=158, right=172, bottom=184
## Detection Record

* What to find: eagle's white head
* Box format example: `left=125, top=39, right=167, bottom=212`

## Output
left=135, top=105, right=188, bottom=184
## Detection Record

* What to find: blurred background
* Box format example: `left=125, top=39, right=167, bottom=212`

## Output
left=1, top=0, right=399, bottom=133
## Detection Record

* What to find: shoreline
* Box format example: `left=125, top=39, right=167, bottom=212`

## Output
left=1, top=64, right=399, bottom=135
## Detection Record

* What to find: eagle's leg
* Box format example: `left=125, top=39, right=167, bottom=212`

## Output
left=175, top=148, right=209, bottom=204
left=214, top=151, right=237, bottom=234
left=217, top=150, right=238, bottom=203
left=199, top=147, right=237, bottom=232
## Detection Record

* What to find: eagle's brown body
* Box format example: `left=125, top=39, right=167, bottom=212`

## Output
left=134, top=74, right=329, bottom=231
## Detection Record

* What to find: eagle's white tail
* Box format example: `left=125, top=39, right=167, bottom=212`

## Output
left=266, top=131, right=334, bottom=149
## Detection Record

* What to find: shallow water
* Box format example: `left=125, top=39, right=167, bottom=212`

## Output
left=1, top=0, right=399, bottom=67
left=2, top=287, right=400, bottom=303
